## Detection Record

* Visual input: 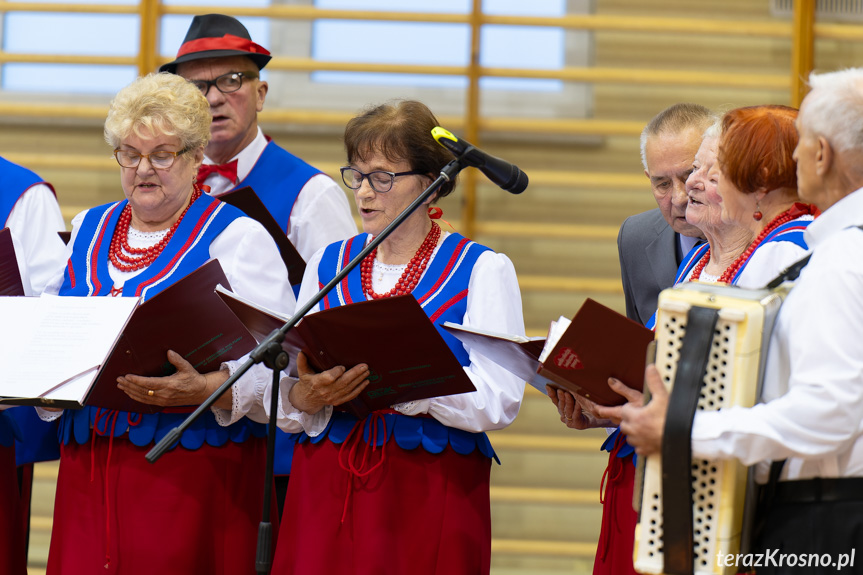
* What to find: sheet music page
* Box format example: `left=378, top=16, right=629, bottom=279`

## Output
left=538, top=316, right=571, bottom=363
left=440, top=321, right=530, bottom=343
left=0, top=294, right=139, bottom=400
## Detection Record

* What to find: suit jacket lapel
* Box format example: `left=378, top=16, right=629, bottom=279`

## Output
left=645, top=218, right=679, bottom=296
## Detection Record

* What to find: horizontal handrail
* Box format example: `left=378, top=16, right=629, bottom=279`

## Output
left=490, top=485, right=597, bottom=505
left=487, top=432, right=605, bottom=453
left=491, top=538, right=596, bottom=558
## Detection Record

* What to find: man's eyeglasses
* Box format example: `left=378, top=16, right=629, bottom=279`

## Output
left=188, top=71, right=257, bottom=96
left=113, top=148, right=190, bottom=170
left=340, top=166, right=425, bottom=193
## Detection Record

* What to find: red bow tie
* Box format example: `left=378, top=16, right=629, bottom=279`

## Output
left=196, top=160, right=238, bottom=187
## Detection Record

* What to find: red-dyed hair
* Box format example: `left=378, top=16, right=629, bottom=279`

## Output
left=718, top=105, right=798, bottom=195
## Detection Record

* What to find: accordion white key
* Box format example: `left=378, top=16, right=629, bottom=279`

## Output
left=634, top=282, right=787, bottom=575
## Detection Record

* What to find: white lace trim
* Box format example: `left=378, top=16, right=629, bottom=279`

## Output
left=369, top=244, right=442, bottom=293
left=392, top=400, right=419, bottom=414
left=127, top=226, right=169, bottom=244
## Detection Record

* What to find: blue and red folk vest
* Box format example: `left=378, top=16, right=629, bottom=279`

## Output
left=56, top=194, right=266, bottom=449
left=0, top=156, right=58, bottom=463
left=645, top=214, right=814, bottom=332
left=0, top=156, right=55, bottom=226
left=232, top=140, right=322, bottom=234
left=284, top=232, right=498, bottom=464
left=628, top=211, right=814, bottom=456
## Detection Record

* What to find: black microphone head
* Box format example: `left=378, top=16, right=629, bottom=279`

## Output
left=504, top=168, right=529, bottom=194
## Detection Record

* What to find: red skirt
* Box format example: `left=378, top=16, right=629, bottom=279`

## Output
left=593, top=450, right=639, bottom=575
left=0, top=445, right=27, bottom=575
left=47, top=434, right=277, bottom=575
left=273, top=436, right=492, bottom=575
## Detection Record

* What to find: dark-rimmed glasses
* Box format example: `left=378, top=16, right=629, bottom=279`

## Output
left=340, top=166, right=425, bottom=193
left=189, top=71, right=257, bottom=96
left=113, top=148, right=190, bottom=170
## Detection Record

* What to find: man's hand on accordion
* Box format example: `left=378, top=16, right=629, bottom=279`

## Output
left=611, top=364, right=667, bottom=456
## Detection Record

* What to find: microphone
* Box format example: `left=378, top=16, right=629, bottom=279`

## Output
left=431, top=127, right=528, bottom=194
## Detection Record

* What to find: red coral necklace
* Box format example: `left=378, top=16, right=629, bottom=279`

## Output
left=361, top=221, right=441, bottom=299
left=691, top=202, right=814, bottom=283
left=108, top=185, right=202, bottom=273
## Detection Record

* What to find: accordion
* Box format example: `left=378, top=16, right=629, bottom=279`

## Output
left=634, top=282, right=788, bottom=575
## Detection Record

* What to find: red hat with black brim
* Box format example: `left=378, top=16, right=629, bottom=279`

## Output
left=159, top=14, right=271, bottom=74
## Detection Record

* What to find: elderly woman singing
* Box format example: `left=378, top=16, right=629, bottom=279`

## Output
left=549, top=104, right=817, bottom=575
left=668, top=105, right=815, bottom=291
left=40, top=73, right=294, bottom=575
left=220, top=100, right=526, bottom=575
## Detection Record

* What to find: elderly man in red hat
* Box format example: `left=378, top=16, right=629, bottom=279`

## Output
left=161, top=13, right=357, bottom=513
left=161, top=14, right=356, bottom=263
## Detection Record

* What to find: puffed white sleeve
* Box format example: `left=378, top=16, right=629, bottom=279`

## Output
left=287, top=174, right=357, bottom=261
left=208, top=217, right=298, bottom=426
left=214, top=244, right=333, bottom=436
left=6, top=184, right=67, bottom=295
left=393, top=251, right=527, bottom=432
left=735, top=241, right=810, bottom=289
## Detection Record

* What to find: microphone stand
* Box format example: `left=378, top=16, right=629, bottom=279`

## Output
left=146, top=157, right=466, bottom=574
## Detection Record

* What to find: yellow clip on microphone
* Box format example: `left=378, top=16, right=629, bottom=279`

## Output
left=431, top=127, right=528, bottom=194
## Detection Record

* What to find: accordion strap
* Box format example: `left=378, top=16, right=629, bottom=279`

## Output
left=662, top=306, right=720, bottom=575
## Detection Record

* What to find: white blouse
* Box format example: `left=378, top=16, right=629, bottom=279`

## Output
left=6, top=183, right=67, bottom=296
left=218, top=232, right=527, bottom=437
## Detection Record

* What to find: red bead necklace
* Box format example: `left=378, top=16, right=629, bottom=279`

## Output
left=108, top=186, right=203, bottom=273
left=361, top=221, right=441, bottom=299
left=691, top=202, right=814, bottom=284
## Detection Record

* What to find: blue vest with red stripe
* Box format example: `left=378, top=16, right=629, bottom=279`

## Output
left=232, top=140, right=322, bottom=233
left=0, top=156, right=53, bottom=226
left=56, top=194, right=267, bottom=449
left=0, top=157, right=57, bottom=462
left=285, top=232, right=498, bottom=464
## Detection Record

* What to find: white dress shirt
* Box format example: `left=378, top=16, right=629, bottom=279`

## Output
left=219, top=232, right=527, bottom=437
left=199, top=128, right=357, bottom=261
left=6, top=184, right=66, bottom=295
left=691, top=188, right=863, bottom=481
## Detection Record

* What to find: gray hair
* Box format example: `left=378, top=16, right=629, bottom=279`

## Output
left=803, top=68, right=863, bottom=154
left=104, top=73, right=211, bottom=151
left=640, top=103, right=715, bottom=170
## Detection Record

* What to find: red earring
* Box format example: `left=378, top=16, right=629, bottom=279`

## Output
left=753, top=210, right=763, bottom=221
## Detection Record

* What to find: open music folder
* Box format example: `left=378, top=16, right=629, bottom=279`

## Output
left=215, top=288, right=477, bottom=419
left=0, top=260, right=258, bottom=413
left=444, top=298, right=654, bottom=406
left=212, top=186, right=306, bottom=286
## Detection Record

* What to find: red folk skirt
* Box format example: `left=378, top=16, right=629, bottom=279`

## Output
left=593, top=447, right=639, bottom=575
left=0, top=445, right=27, bottom=575
left=47, top=434, right=277, bottom=575
left=273, top=435, right=492, bottom=575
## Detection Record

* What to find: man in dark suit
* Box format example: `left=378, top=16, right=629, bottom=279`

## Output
left=618, top=103, right=713, bottom=324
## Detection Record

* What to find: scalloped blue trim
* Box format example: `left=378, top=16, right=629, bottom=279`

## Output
left=601, top=427, right=636, bottom=465
left=58, top=406, right=266, bottom=450
left=291, top=411, right=499, bottom=463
